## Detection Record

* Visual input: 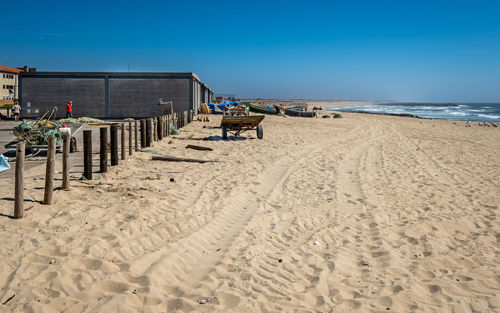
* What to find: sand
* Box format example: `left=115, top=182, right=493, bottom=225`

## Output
left=0, top=113, right=499, bottom=312
left=304, top=100, right=373, bottom=110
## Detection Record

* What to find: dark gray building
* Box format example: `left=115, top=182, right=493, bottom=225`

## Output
left=201, top=83, right=214, bottom=103
left=19, top=72, right=212, bottom=119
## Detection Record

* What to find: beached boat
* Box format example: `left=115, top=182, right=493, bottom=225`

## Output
left=275, top=105, right=316, bottom=117
left=247, top=103, right=278, bottom=115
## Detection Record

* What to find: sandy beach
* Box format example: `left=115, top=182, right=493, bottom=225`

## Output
left=0, top=113, right=499, bottom=312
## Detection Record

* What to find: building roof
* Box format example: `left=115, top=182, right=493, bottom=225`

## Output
left=0, top=100, right=14, bottom=108
left=21, top=71, right=202, bottom=82
left=0, top=65, right=22, bottom=74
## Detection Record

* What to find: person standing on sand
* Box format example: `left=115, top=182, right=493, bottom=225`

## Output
left=12, top=101, right=21, bottom=122
left=66, top=101, right=73, bottom=118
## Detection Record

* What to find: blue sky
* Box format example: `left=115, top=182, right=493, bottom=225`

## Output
left=3, top=0, right=500, bottom=101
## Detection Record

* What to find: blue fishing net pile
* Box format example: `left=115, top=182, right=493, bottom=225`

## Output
left=42, top=129, right=62, bottom=145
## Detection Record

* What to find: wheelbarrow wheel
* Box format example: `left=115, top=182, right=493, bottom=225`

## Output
left=257, top=124, right=263, bottom=139
left=222, top=126, right=228, bottom=139
left=70, top=137, right=77, bottom=153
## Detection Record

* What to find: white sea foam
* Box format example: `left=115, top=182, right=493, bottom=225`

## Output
left=477, top=114, right=500, bottom=119
left=328, top=103, right=500, bottom=122
left=447, top=111, right=467, bottom=116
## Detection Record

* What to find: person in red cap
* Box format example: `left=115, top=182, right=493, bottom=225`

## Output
left=66, top=101, right=73, bottom=118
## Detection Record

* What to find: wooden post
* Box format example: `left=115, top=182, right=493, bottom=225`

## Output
left=62, top=133, right=70, bottom=190
left=14, top=141, right=25, bottom=219
left=164, top=116, right=168, bottom=137
left=165, top=116, right=168, bottom=137
left=111, top=124, right=119, bottom=166
left=146, top=118, right=153, bottom=147
left=166, top=115, right=170, bottom=136
left=140, top=119, right=146, bottom=148
left=164, top=116, right=167, bottom=137
left=161, top=116, right=164, bottom=138
left=153, top=118, right=158, bottom=141
left=100, top=127, right=108, bottom=172
left=150, top=118, right=155, bottom=143
left=83, top=130, right=92, bottom=181
left=121, top=123, right=126, bottom=160
left=160, top=116, right=163, bottom=138
left=157, top=116, right=163, bottom=140
left=43, top=136, right=57, bottom=204
left=128, top=121, right=133, bottom=155
left=134, top=120, right=139, bottom=151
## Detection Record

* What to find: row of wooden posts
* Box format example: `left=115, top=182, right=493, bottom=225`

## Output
left=14, top=110, right=194, bottom=219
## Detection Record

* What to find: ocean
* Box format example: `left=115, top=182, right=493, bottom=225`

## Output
left=329, top=103, right=500, bottom=123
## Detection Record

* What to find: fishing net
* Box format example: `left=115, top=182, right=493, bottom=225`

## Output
left=42, top=129, right=62, bottom=145
left=59, top=117, right=104, bottom=124
left=170, top=123, right=179, bottom=135
left=14, top=123, right=33, bottom=133
left=13, top=108, right=62, bottom=145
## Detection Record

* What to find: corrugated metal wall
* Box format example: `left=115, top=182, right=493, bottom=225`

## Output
left=21, top=77, right=105, bottom=117
left=108, top=78, right=189, bottom=118
left=20, top=73, right=208, bottom=119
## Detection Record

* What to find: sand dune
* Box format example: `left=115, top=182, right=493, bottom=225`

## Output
left=0, top=113, right=498, bottom=312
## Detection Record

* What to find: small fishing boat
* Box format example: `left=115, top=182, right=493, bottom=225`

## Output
left=247, top=103, right=278, bottom=115
left=275, top=105, right=316, bottom=117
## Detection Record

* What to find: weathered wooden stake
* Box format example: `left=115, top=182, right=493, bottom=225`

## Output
left=83, top=130, right=92, bottom=181
left=111, top=124, right=119, bottom=166
left=129, top=121, right=133, bottom=155
left=100, top=127, right=108, bottom=172
left=166, top=115, right=170, bottom=136
left=134, top=120, right=139, bottom=151
left=152, top=119, right=155, bottom=142
left=157, top=116, right=163, bottom=140
left=14, top=141, right=25, bottom=218
left=163, top=115, right=168, bottom=137
left=161, top=116, right=164, bottom=138
left=121, top=123, right=126, bottom=160
left=140, top=119, right=146, bottom=148
left=146, top=118, right=153, bottom=147
left=43, top=136, right=57, bottom=204
left=62, top=133, right=70, bottom=190
left=153, top=118, right=158, bottom=141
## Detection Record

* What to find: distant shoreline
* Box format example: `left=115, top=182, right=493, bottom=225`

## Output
left=332, top=110, right=425, bottom=119
left=326, top=109, right=499, bottom=124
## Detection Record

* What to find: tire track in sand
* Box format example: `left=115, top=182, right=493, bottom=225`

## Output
left=112, top=124, right=370, bottom=310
